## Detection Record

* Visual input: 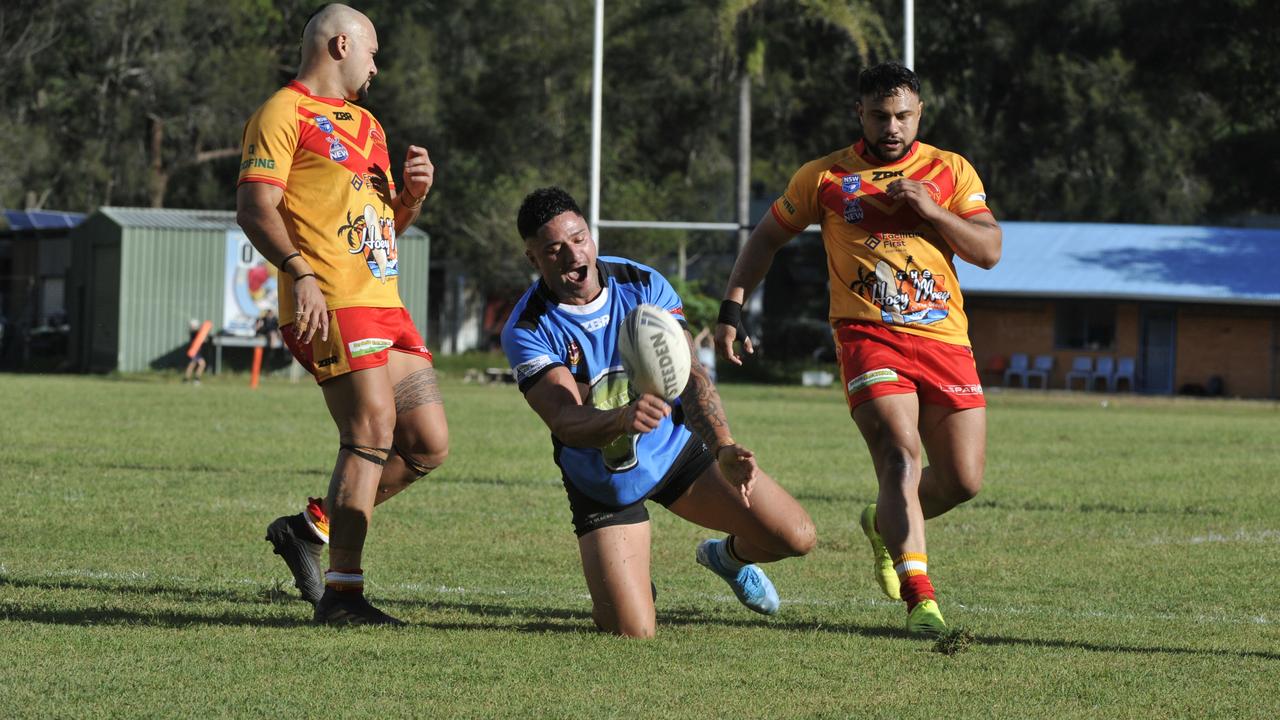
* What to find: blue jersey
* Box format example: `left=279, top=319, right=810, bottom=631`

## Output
left=501, top=256, right=692, bottom=507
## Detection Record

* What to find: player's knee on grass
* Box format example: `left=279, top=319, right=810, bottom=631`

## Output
left=594, top=605, right=655, bottom=639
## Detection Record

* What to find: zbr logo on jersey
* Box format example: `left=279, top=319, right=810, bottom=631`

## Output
left=328, top=137, right=349, bottom=162
left=315, top=116, right=334, bottom=134
left=841, top=175, right=862, bottom=194
left=843, top=197, right=864, bottom=224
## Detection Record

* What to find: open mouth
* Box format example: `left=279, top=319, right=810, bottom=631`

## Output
left=565, top=265, right=588, bottom=284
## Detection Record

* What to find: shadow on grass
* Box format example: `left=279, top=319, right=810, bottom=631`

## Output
left=0, top=456, right=324, bottom=479
left=5, top=575, right=1278, bottom=661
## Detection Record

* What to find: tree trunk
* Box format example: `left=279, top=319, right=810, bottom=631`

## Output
left=149, top=114, right=168, bottom=208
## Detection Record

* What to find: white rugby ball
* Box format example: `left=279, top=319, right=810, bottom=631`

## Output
left=618, top=303, right=691, bottom=401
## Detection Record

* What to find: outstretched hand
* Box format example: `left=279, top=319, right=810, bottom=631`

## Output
left=716, top=443, right=759, bottom=507
left=715, top=322, right=754, bottom=366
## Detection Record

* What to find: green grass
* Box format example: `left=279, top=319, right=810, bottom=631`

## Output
left=2, top=371, right=1278, bottom=718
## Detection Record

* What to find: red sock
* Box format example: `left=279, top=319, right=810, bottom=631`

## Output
left=893, top=552, right=936, bottom=610
left=900, top=574, right=936, bottom=610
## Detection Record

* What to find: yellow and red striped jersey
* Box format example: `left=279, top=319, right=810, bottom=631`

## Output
left=771, top=140, right=992, bottom=346
left=238, top=81, right=402, bottom=319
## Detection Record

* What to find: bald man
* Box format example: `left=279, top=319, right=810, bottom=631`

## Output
left=238, top=4, right=448, bottom=625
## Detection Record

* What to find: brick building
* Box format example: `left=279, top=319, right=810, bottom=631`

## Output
left=958, top=222, right=1280, bottom=399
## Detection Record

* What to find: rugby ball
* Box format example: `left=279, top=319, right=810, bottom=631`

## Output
left=618, top=304, right=691, bottom=401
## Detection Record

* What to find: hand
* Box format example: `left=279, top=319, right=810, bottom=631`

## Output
left=885, top=178, right=944, bottom=222
left=401, top=145, right=434, bottom=205
left=621, top=393, right=670, bottom=434
left=716, top=442, right=759, bottom=507
left=715, top=322, right=753, bottom=366
left=291, top=275, right=329, bottom=344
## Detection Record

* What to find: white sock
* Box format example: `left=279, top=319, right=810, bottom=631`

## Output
left=715, top=537, right=747, bottom=572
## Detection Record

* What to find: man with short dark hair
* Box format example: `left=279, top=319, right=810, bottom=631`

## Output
left=716, top=62, right=1002, bottom=636
left=503, top=186, right=815, bottom=637
left=237, top=4, right=448, bottom=625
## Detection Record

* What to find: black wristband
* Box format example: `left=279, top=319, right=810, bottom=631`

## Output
left=280, top=252, right=301, bottom=271
left=717, top=299, right=743, bottom=328
left=293, top=273, right=317, bottom=282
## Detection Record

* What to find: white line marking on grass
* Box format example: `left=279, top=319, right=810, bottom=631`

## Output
left=5, top=567, right=1272, bottom=627
left=1146, top=529, right=1280, bottom=546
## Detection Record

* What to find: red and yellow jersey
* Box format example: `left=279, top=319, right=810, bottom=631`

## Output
left=238, top=81, right=402, bottom=319
left=771, top=140, right=992, bottom=346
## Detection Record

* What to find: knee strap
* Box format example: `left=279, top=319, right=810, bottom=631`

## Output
left=341, top=443, right=391, bottom=467
left=393, top=444, right=436, bottom=479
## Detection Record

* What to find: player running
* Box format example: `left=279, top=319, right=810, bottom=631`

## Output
left=237, top=4, right=448, bottom=625
left=502, top=187, right=814, bottom=638
left=716, top=63, right=1002, bottom=636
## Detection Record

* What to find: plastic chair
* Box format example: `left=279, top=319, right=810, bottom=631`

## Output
left=1090, top=356, right=1115, bottom=392
left=1112, top=356, right=1136, bottom=392
left=1003, top=353, right=1030, bottom=387
left=1025, top=354, right=1054, bottom=390
left=1064, top=356, right=1093, bottom=391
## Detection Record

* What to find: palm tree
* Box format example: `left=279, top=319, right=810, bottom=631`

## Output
left=716, top=0, right=891, bottom=246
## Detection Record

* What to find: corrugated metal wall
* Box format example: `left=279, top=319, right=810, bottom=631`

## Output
left=69, top=208, right=431, bottom=373
left=397, top=232, right=430, bottom=339
left=118, top=228, right=225, bottom=372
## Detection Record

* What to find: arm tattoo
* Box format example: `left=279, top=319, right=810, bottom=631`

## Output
left=680, top=360, right=729, bottom=446
left=394, top=367, right=443, bottom=415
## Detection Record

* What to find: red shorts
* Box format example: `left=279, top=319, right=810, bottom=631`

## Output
left=834, top=320, right=985, bottom=411
left=283, top=306, right=433, bottom=384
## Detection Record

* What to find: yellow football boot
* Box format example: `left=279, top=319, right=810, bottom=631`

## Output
left=859, top=503, right=901, bottom=600
left=906, top=599, right=947, bottom=637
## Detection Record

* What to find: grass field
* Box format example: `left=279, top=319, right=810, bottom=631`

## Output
left=2, top=368, right=1278, bottom=718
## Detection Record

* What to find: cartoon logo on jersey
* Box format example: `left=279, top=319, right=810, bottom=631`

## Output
left=841, top=175, right=862, bottom=194
left=589, top=369, right=640, bottom=472
left=338, top=204, right=398, bottom=282
left=843, top=197, right=864, bottom=224
left=849, top=257, right=951, bottom=326
left=328, top=137, right=349, bottom=162
left=315, top=116, right=334, bottom=134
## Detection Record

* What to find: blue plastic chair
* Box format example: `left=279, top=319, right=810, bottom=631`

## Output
left=1025, top=354, right=1054, bottom=390
left=1091, top=356, right=1115, bottom=392
left=1003, top=353, right=1030, bottom=387
left=1064, top=356, right=1093, bottom=391
left=1112, top=356, right=1136, bottom=392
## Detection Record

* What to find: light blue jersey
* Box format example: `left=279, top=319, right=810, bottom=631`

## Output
left=502, top=257, right=691, bottom=507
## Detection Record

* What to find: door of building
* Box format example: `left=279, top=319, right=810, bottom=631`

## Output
left=1139, top=305, right=1176, bottom=394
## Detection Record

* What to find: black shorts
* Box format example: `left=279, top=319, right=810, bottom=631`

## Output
left=563, top=435, right=715, bottom=537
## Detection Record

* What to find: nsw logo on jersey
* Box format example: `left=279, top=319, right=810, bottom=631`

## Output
left=315, top=116, right=334, bottom=134
left=841, top=175, right=862, bottom=194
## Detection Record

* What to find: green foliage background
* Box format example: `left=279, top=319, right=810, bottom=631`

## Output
left=3, top=0, right=1277, bottom=292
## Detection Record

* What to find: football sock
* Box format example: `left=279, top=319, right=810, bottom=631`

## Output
left=302, top=497, right=329, bottom=544
left=893, top=552, right=936, bottom=610
left=715, top=536, right=747, bottom=572
left=325, top=568, right=364, bottom=593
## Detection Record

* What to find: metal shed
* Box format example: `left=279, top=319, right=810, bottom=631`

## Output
left=68, top=207, right=430, bottom=373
